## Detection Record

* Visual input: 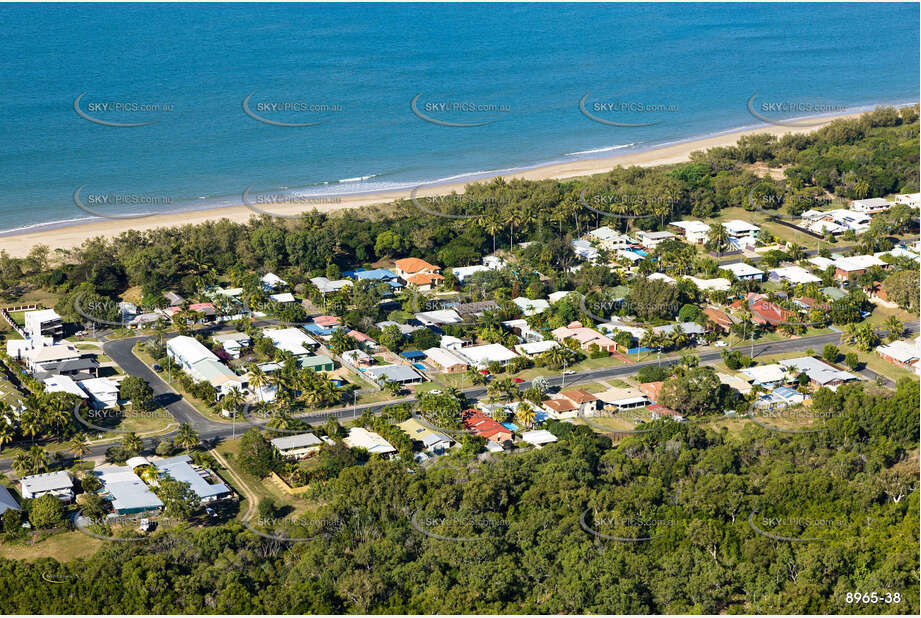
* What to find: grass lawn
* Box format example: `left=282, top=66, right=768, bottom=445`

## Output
left=839, top=343, right=918, bottom=383
left=865, top=304, right=915, bottom=327
left=0, top=530, right=102, bottom=562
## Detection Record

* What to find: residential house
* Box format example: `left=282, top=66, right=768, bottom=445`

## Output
left=850, top=197, right=891, bottom=214
left=502, top=319, right=544, bottom=343
left=156, top=455, right=231, bottom=503
left=298, top=354, right=335, bottom=372
left=876, top=339, right=921, bottom=369
left=512, top=297, right=550, bottom=316
left=595, top=387, right=649, bottom=411
left=342, top=349, right=373, bottom=368
left=78, top=377, right=121, bottom=409
left=740, top=364, right=790, bottom=388
left=832, top=255, right=887, bottom=281
left=768, top=266, right=822, bottom=285
left=365, top=365, right=424, bottom=386
left=451, top=300, right=499, bottom=319
left=461, top=409, right=513, bottom=444
left=688, top=276, right=732, bottom=292
left=212, top=332, right=252, bottom=359
left=393, top=258, right=444, bottom=290
left=520, top=429, right=558, bottom=448
left=93, top=465, right=163, bottom=514
left=397, top=418, right=453, bottom=453
left=43, top=374, right=88, bottom=399
left=261, top=272, right=288, bottom=291
left=551, top=322, right=618, bottom=354
left=344, top=427, right=397, bottom=458
left=347, top=330, right=378, bottom=351
left=345, top=268, right=404, bottom=293
left=269, top=292, right=296, bottom=304
left=455, top=343, right=518, bottom=368
left=723, top=262, right=765, bottom=282
left=542, top=397, right=579, bottom=419
left=310, top=276, right=352, bottom=296
left=717, top=372, right=753, bottom=396
left=262, top=328, right=319, bottom=356
left=635, top=230, right=675, bottom=249
left=572, top=239, right=601, bottom=261
left=820, top=286, right=848, bottom=301
left=702, top=307, right=733, bottom=333
left=669, top=220, right=710, bottom=244
left=20, top=471, right=74, bottom=502
left=587, top=226, right=636, bottom=251
left=423, top=347, right=468, bottom=373
left=648, top=404, right=685, bottom=421
left=780, top=357, right=856, bottom=388
left=514, top=340, right=560, bottom=357
left=24, top=309, right=63, bottom=341
left=722, top=220, right=761, bottom=247
left=415, top=309, right=463, bottom=326
left=271, top=433, right=323, bottom=459
left=558, top=389, right=600, bottom=415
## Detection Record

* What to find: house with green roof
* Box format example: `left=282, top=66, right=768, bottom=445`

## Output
left=298, top=354, right=335, bottom=372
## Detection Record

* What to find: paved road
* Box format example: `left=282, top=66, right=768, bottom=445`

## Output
left=2, top=320, right=915, bottom=475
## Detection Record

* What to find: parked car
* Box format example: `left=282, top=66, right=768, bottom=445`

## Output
left=714, top=341, right=728, bottom=347
left=513, top=378, right=525, bottom=383
left=562, top=370, right=575, bottom=375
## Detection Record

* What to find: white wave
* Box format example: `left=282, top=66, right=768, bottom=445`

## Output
left=338, top=174, right=378, bottom=183
left=564, top=143, right=637, bottom=156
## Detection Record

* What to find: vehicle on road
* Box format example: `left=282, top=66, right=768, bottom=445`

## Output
left=513, top=378, right=525, bottom=383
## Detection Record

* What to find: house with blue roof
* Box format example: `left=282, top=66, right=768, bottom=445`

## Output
left=344, top=269, right=403, bottom=294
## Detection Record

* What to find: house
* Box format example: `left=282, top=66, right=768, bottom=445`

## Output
left=548, top=290, right=574, bottom=304
left=375, top=320, right=423, bottom=336
left=394, top=258, right=444, bottom=289
left=520, top=429, right=558, bottom=448
left=820, top=286, right=849, bottom=301
left=572, top=239, right=600, bottom=261
left=163, top=291, right=185, bottom=306
left=635, top=230, right=676, bottom=249
left=688, top=276, right=732, bottom=292
left=365, top=364, right=424, bottom=385
left=723, top=262, right=765, bottom=282
left=648, top=404, right=685, bottom=421
left=166, top=336, right=246, bottom=396
left=638, top=381, right=664, bottom=402
left=754, top=386, right=806, bottom=410
left=618, top=249, right=647, bottom=264
left=876, top=339, right=921, bottom=368
left=512, top=297, right=550, bottom=316
left=832, top=255, right=887, bottom=281
left=344, top=427, right=397, bottom=458
left=451, top=264, right=490, bottom=283
left=451, top=300, right=499, bottom=318
left=423, top=347, right=468, bottom=373
left=653, top=322, right=706, bottom=338
left=93, top=466, right=163, bottom=514
left=648, top=272, right=677, bottom=285
left=551, top=323, right=617, bottom=353
left=271, top=433, right=323, bottom=459
left=702, top=307, right=733, bottom=333
left=768, top=266, right=822, bottom=285
left=747, top=298, right=796, bottom=327
left=342, top=349, right=373, bottom=368
left=595, top=387, right=649, bottom=411
left=345, top=269, right=404, bottom=293
left=439, top=335, right=466, bottom=351
left=415, top=309, right=463, bottom=326
left=163, top=302, right=217, bottom=323
left=397, top=418, right=453, bottom=453
left=462, top=409, right=513, bottom=443
left=669, top=220, right=710, bottom=244
left=313, top=315, right=342, bottom=329
left=20, top=471, right=74, bottom=502
left=262, top=328, right=318, bottom=356
left=261, top=272, right=288, bottom=291
left=740, top=364, right=789, bottom=388
left=24, top=344, right=83, bottom=374
left=542, top=397, right=579, bottom=418
left=43, top=374, right=87, bottom=399
left=722, top=220, right=761, bottom=246
left=77, top=377, right=122, bottom=409
left=310, top=276, right=352, bottom=296
left=780, top=357, right=856, bottom=388
left=502, top=319, right=544, bottom=343
left=346, top=330, right=378, bottom=351
left=298, top=354, right=335, bottom=372
left=514, top=340, right=560, bottom=357
left=588, top=226, right=635, bottom=251
left=850, top=197, right=891, bottom=214
left=167, top=335, right=218, bottom=370
left=0, top=485, right=19, bottom=516
left=24, top=309, right=63, bottom=341
left=155, top=455, right=231, bottom=503
left=717, top=372, right=753, bottom=396
left=558, top=389, right=600, bottom=415
left=893, top=192, right=920, bottom=207
left=32, top=356, right=100, bottom=381
left=212, top=332, right=252, bottom=359
left=454, top=343, right=518, bottom=368
left=269, top=292, right=296, bottom=304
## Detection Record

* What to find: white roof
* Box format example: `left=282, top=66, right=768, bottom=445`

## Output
left=548, top=291, right=574, bottom=303
left=261, top=273, right=287, bottom=287
left=94, top=466, right=163, bottom=512
left=521, top=429, right=558, bottom=445
left=21, top=471, right=73, bottom=494
left=851, top=197, right=890, bottom=209
left=43, top=374, right=86, bottom=398
left=512, top=297, right=550, bottom=315
left=740, top=364, right=789, bottom=384
left=167, top=335, right=218, bottom=365
left=877, top=340, right=921, bottom=364
left=451, top=264, right=489, bottom=281
left=769, top=266, right=822, bottom=284
left=807, top=256, right=837, bottom=270
left=780, top=357, right=856, bottom=385
left=687, top=276, right=732, bottom=291
left=723, top=219, right=760, bottom=234
left=344, top=427, right=396, bottom=455
left=365, top=364, right=423, bottom=383
left=670, top=220, right=710, bottom=233
left=24, top=309, right=61, bottom=323
left=724, top=262, right=765, bottom=278
left=415, top=310, right=463, bottom=325
left=77, top=377, right=121, bottom=398
left=269, top=292, right=296, bottom=303
left=637, top=230, right=675, bottom=240
left=262, top=327, right=318, bottom=355
left=618, top=249, right=645, bottom=263
left=424, top=347, right=467, bottom=368
left=271, top=433, right=322, bottom=451
left=833, top=255, right=886, bottom=272
left=212, top=331, right=251, bottom=344
left=439, top=335, right=465, bottom=348
left=648, top=273, right=676, bottom=284
left=456, top=343, right=518, bottom=366
left=514, top=340, right=560, bottom=356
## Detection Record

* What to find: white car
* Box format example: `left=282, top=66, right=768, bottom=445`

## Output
left=562, top=370, right=575, bottom=375
left=714, top=341, right=728, bottom=347
left=428, top=389, right=442, bottom=395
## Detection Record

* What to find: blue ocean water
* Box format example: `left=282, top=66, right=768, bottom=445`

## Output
left=0, top=2, right=917, bottom=235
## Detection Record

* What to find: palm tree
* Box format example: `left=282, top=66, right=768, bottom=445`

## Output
left=28, top=445, right=49, bottom=474
left=69, top=433, right=90, bottom=461
left=515, top=403, right=536, bottom=429
left=12, top=452, right=32, bottom=477
left=883, top=316, right=904, bottom=342
left=221, top=387, right=245, bottom=419
left=174, top=423, right=200, bottom=451
left=479, top=212, right=503, bottom=253
left=247, top=363, right=269, bottom=403
left=121, top=432, right=143, bottom=455
left=706, top=223, right=730, bottom=256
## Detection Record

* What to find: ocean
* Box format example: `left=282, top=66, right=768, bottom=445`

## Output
left=0, top=2, right=918, bottom=235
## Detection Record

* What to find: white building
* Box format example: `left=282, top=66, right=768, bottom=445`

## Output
left=687, top=276, right=732, bottom=292
left=20, top=471, right=73, bottom=502
left=850, top=197, right=891, bottom=213
left=167, top=336, right=218, bottom=370
left=512, top=297, right=550, bottom=316
left=262, top=328, right=318, bottom=356
left=78, top=377, right=121, bottom=409
left=423, top=347, right=468, bottom=373
left=455, top=343, right=518, bottom=368
left=514, top=340, right=560, bottom=357
left=344, top=427, right=397, bottom=457
left=723, top=220, right=761, bottom=246
left=414, top=310, right=463, bottom=326
left=43, top=374, right=87, bottom=399
left=24, top=309, right=63, bottom=342
left=271, top=433, right=323, bottom=459
left=588, top=226, right=635, bottom=251
left=310, top=277, right=352, bottom=295
left=635, top=230, right=675, bottom=249
left=768, top=266, right=822, bottom=285
left=261, top=272, right=287, bottom=291
left=520, top=429, right=558, bottom=448
left=571, top=239, right=600, bottom=261
left=670, top=220, right=710, bottom=244
left=723, top=262, right=765, bottom=281
left=212, top=332, right=252, bottom=359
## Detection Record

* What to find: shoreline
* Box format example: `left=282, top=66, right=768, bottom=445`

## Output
left=0, top=109, right=893, bottom=258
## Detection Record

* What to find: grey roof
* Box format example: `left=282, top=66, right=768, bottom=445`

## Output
left=21, top=471, right=73, bottom=494
left=94, top=466, right=163, bottom=512
left=156, top=455, right=231, bottom=500
left=0, top=485, right=19, bottom=514
left=271, top=433, right=322, bottom=451
left=365, top=364, right=423, bottom=383
left=780, top=357, right=856, bottom=385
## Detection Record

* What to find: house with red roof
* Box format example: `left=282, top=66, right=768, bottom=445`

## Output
left=346, top=329, right=378, bottom=351
left=461, top=409, right=513, bottom=443
left=394, top=258, right=444, bottom=290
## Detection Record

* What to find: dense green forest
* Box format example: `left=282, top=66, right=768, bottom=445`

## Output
left=1, top=380, right=917, bottom=614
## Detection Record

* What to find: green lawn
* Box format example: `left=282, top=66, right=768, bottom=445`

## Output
left=0, top=530, right=102, bottom=562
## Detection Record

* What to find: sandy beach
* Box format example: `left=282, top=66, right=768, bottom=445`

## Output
left=0, top=111, right=870, bottom=258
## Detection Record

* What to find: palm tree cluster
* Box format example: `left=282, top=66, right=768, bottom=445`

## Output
left=12, top=445, right=50, bottom=477
left=0, top=392, right=82, bottom=453
left=246, top=358, right=344, bottom=412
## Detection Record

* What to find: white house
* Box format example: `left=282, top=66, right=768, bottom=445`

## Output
left=212, top=332, right=252, bottom=359
left=344, top=427, right=397, bottom=458
left=415, top=310, right=463, bottom=326
left=78, top=377, right=121, bottom=409
left=768, top=266, right=822, bottom=285
left=271, top=433, right=323, bottom=459
left=167, top=336, right=218, bottom=370
left=687, top=276, right=732, bottom=292
left=261, top=272, right=287, bottom=291
left=20, top=471, right=74, bottom=502
left=43, top=374, right=87, bottom=399
left=455, top=343, right=519, bottom=368
left=310, top=277, right=352, bottom=295
left=723, top=262, right=765, bottom=281
left=850, top=197, right=891, bottom=213
left=24, top=309, right=63, bottom=341
left=670, top=220, right=710, bottom=244
left=635, top=230, right=675, bottom=249
left=423, top=347, right=468, bottom=373
left=588, top=226, right=635, bottom=251
left=723, top=220, right=761, bottom=246
left=571, top=239, right=600, bottom=261
left=514, top=340, right=560, bottom=357
left=520, top=429, right=558, bottom=448
left=261, top=327, right=318, bottom=356
left=512, top=297, right=550, bottom=316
